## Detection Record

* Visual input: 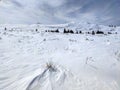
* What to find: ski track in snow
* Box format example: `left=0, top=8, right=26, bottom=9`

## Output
left=0, top=24, right=120, bottom=90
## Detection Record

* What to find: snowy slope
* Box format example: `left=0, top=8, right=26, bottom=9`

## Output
left=0, top=23, right=120, bottom=90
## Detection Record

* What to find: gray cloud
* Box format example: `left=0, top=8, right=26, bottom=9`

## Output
left=0, top=0, right=120, bottom=25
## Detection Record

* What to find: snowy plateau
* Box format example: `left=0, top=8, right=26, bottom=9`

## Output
left=0, top=22, right=120, bottom=90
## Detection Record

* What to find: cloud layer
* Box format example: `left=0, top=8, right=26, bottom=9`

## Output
left=0, top=0, right=120, bottom=25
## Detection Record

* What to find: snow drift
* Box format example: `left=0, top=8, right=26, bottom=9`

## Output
left=0, top=23, right=120, bottom=90
left=26, top=62, right=120, bottom=90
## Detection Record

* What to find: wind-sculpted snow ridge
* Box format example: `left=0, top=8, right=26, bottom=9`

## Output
left=25, top=62, right=118, bottom=90
left=26, top=62, right=74, bottom=90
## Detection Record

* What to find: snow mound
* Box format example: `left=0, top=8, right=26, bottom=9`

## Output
left=26, top=62, right=73, bottom=90
left=66, top=21, right=116, bottom=32
left=25, top=62, right=119, bottom=90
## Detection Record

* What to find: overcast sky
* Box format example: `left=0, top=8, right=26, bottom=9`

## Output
left=0, top=0, right=120, bottom=25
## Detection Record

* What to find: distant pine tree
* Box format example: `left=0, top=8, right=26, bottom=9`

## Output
left=64, top=28, right=67, bottom=33
left=69, top=30, right=74, bottom=34
left=108, top=32, right=112, bottom=34
left=96, top=30, right=104, bottom=34
left=92, top=31, right=95, bottom=35
left=79, top=31, right=82, bottom=34
left=55, top=29, right=59, bottom=33
left=76, top=31, right=78, bottom=34
left=36, top=29, right=38, bottom=32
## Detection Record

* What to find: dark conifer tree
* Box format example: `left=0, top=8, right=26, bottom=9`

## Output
left=92, top=31, right=95, bottom=35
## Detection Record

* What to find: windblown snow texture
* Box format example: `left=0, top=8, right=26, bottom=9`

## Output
left=0, top=23, right=120, bottom=90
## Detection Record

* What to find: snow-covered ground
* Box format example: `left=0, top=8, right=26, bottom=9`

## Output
left=0, top=23, right=120, bottom=90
